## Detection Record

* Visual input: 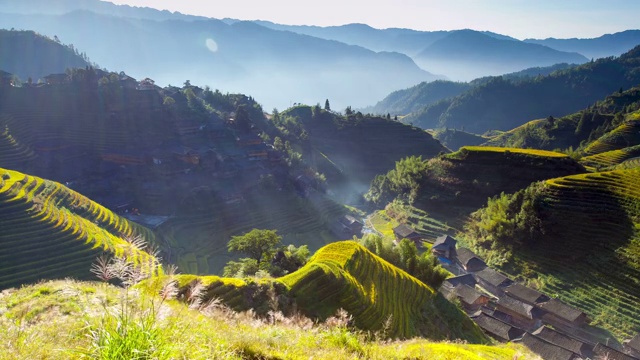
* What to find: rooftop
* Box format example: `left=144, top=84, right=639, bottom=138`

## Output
left=433, top=234, right=456, bottom=248
left=474, top=267, right=513, bottom=288
left=532, top=326, right=592, bottom=356
left=519, top=333, right=578, bottom=360
left=455, top=247, right=486, bottom=267
left=454, top=284, right=487, bottom=306
left=593, top=343, right=638, bottom=360
left=473, top=313, right=525, bottom=342
left=539, top=299, right=585, bottom=323
left=442, top=274, right=476, bottom=289
left=496, top=294, right=537, bottom=319
left=393, top=224, right=417, bottom=238
left=625, top=334, right=640, bottom=352
left=505, top=283, right=549, bottom=304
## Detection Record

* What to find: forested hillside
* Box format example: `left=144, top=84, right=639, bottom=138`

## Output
left=405, top=45, right=640, bottom=133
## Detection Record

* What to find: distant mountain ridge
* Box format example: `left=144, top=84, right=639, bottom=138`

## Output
left=525, top=29, right=640, bottom=60
left=414, top=30, right=588, bottom=81
left=0, top=1, right=440, bottom=110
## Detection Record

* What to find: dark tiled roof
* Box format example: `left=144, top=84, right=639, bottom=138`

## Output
left=539, top=299, right=585, bottom=323
left=394, top=224, right=417, bottom=238
left=433, top=234, right=456, bottom=248
left=505, top=283, right=549, bottom=304
left=532, top=326, right=592, bottom=357
left=593, top=343, right=638, bottom=360
left=625, top=334, right=640, bottom=352
left=443, top=274, right=476, bottom=288
left=454, top=284, right=487, bottom=306
left=496, top=294, right=536, bottom=319
left=520, top=333, right=578, bottom=360
left=481, top=306, right=513, bottom=324
left=473, top=313, right=525, bottom=342
left=455, top=247, right=486, bottom=266
left=474, top=267, right=513, bottom=288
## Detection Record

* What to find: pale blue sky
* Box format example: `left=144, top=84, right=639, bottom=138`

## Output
left=108, top=0, right=639, bottom=39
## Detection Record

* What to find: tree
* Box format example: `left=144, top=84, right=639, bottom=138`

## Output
left=324, top=99, right=331, bottom=111
left=227, top=229, right=282, bottom=262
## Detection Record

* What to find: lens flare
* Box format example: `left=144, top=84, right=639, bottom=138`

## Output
left=205, top=38, right=218, bottom=53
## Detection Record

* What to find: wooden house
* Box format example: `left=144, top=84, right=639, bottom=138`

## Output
left=518, top=333, right=582, bottom=360
left=138, top=78, right=156, bottom=91
left=593, top=343, right=637, bottom=360
left=236, top=133, right=263, bottom=146
left=454, top=247, right=486, bottom=272
left=441, top=274, right=476, bottom=290
left=624, top=334, right=640, bottom=358
left=495, top=294, right=543, bottom=330
left=473, top=267, right=513, bottom=297
left=393, top=224, right=423, bottom=247
left=504, top=283, right=550, bottom=306
left=340, top=215, right=363, bottom=235
left=538, top=299, right=590, bottom=329
left=172, top=147, right=200, bottom=165
left=119, top=75, right=138, bottom=89
left=472, top=312, right=525, bottom=342
left=451, top=284, right=490, bottom=312
left=532, top=326, right=593, bottom=359
left=431, top=234, right=457, bottom=258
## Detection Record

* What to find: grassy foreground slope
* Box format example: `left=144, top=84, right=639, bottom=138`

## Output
left=0, top=280, right=536, bottom=359
left=160, top=242, right=486, bottom=342
left=464, top=168, right=640, bottom=338
left=0, top=167, right=156, bottom=289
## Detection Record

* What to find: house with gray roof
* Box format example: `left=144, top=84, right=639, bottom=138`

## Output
left=441, top=274, right=476, bottom=289
left=431, top=235, right=456, bottom=258
left=473, top=267, right=513, bottom=296
left=518, top=333, right=582, bottom=360
left=495, top=294, right=543, bottom=330
left=539, top=299, right=590, bottom=328
left=451, top=284, right=490, bottom=312
left=454, top=247, right=486, bottom=272
left=532, top=326, right=593, bottom=359
left=472, top=313, right=525, bottom=342
left=505, top=283, right=550, bottom=305
left=593, top=343, right=638, bottom=360
left=393, top=224, right=423, bottom=247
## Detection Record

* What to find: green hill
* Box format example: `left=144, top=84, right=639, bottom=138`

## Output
left=0, top=280, right=535, bottom=359
left=0, top=167, right=156, bottom=290
left=159, top=241, right=487, bottom=342
left=484, top=86, right=640, bottom=151
left=272, top=105, right=447, bottom=200
left=463, top=168, right=640, bottom=338
left=0, top=30, right=91, bottom=82
left=405, top=45, right=640, bottom=133
left=367, top=147, right=586, bottom=231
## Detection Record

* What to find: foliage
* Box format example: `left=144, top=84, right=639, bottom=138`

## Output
left=359, top=234, right=449, bottom=289
left=366, top=156, right=429, bottom=206
left=227, top=229, right=282, bottom=262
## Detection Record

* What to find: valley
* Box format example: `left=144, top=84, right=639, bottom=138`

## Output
left=1, top=1, right=640, bottom=359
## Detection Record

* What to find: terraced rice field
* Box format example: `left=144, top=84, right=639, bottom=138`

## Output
left=615, top=156, right=640, bottom=169
left=160, top=190, right=345, bottom=274
left=584, top=119, right=640, bottom=156
left=580, top=145, right=640, bottom=169
left=0, top=168, right=157, bottom=289
left=0, top=115, right=38, bottom=169
left=516, top=169, right=640, bottom=338
left=458, top=146, right=568, bottom=158
left=162, top=241, right=487, bottom=342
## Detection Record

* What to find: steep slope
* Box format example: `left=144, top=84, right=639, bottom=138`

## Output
left=464, top=169, right=640, bottom=338
left=414, top=30, right=588, bottom=81
left=163, top=241, right=487, bottom=342
left=366, top=147, right=586, bottom=231
left=432, top=129, right=490, bottom=151
left=406, top=45, right=640, bottom=133
left=0, top=167, right=156, bottom=290
left=361, top=80, right=471, bottom=115
left=525, top=30, right=640, bottom=60
left=485, top=86, right=640, bottom=151
left=273, top=106, right=448, bottom=201
left=0, top=30, right=90, bottom=81
left=0, top=8, right=438, bottom=110
left=0, top=280, right=535, bottom=359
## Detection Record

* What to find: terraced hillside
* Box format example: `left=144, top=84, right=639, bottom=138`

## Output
left=159, top=241, right=487, bottom=342
left=580, top=144, right=640, bottom=169
left=0, top=167, right=157, bottom=289
left=584, top=117, right=640, bottom=156
left=465, top=168, right=640, bottom=338
left=161, top=190, right=346, bottom=274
